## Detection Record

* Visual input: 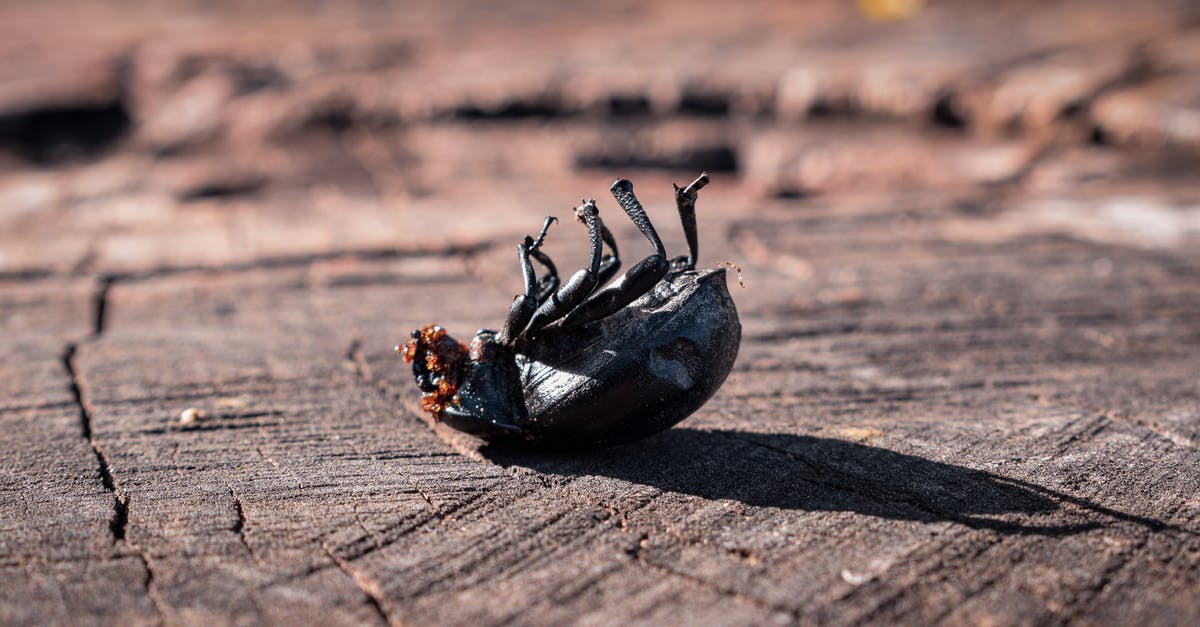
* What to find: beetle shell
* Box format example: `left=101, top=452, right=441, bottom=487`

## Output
left=519, top=267, right=739, bottom=446
left=447, top=266, right=738, bottom=447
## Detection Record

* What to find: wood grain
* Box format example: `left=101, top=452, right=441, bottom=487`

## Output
left=2, top=1, right=1199, bottom=625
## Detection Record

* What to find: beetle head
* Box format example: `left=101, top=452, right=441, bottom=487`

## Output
left=397, top=324, right=469, bottom=418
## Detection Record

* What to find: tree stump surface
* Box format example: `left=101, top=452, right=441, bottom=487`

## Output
left=2, top=1, right=1199, bottom=625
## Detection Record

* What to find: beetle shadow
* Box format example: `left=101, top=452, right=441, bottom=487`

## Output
left=481, top=427, right=1170, bottom=536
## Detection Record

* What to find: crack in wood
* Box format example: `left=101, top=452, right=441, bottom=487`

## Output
left=91, top=276, right=113, bottom=336
left=319, top=540, right=394, bottom=626
left=131, top=548, right=169, bottom=626
left=61, top=342, right=125, bottom=541
left=57, top=284, right=171, bottom=624
left=328, top=493, right=476, bottom=565
left=352, top=504, right=386, bottom=553
left=230, top=489, right=268, bottom=570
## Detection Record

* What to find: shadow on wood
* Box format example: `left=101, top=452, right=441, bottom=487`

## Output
left=484, top=428, right=1169, bottom=537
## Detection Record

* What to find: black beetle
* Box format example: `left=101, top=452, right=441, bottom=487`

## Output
left=398, top=173, right=740, bottom=448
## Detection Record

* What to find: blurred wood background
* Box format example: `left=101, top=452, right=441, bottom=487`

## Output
left=2, top=0, right=1199, bottom=624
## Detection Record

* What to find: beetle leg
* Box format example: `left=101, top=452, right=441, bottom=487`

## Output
left=498, top=217, right=557, bottom=345
left=530, top=247, right=559, bottom=304
left=594, top=212, right=622, bottom=288
left=559, top=179, right=672, bottom=328
left=528, top=214, right=556, bottom=250
left=527, top=216, right=561, bottom=304
left=670, top=172, right=708, bottom=270
left=523, top=200, right=604, bottom=335
left=560, top=253, right=668, bottom=328
left=497, top=247, right=538, bottom=345
left=609, top=178, right=667, bottom=258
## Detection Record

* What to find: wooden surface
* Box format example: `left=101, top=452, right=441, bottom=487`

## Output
left=2, top=1, right=1200, bottom=625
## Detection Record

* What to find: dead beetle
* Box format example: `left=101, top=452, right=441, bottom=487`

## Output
left=398, top=173, right=740, bottom=448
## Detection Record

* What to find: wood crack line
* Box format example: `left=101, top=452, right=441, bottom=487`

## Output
left=61, top=342, right=126, bottom=542
left=131, top=549, right=169, bottom=626
left=62, top=278, right=120, bottom=536
left=61, top=283, right=168, bottom=625
left=229, top=489, right=268, bottom=570
left=320, top=540, right=395, bottom=627
left=63, top=341, right=168, bottom=624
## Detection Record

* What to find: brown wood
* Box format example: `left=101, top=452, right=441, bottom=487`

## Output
left=2, top=1, right=1199, bottom=625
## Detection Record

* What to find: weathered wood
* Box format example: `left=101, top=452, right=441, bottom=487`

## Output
left=2, top=1, right=1200, bottom=625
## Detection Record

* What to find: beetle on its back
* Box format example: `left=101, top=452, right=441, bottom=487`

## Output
left=398, top=173, right=740, bottom=448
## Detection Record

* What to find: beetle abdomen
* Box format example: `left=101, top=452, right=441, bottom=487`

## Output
left=517, top=268, right=740, bottom=447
